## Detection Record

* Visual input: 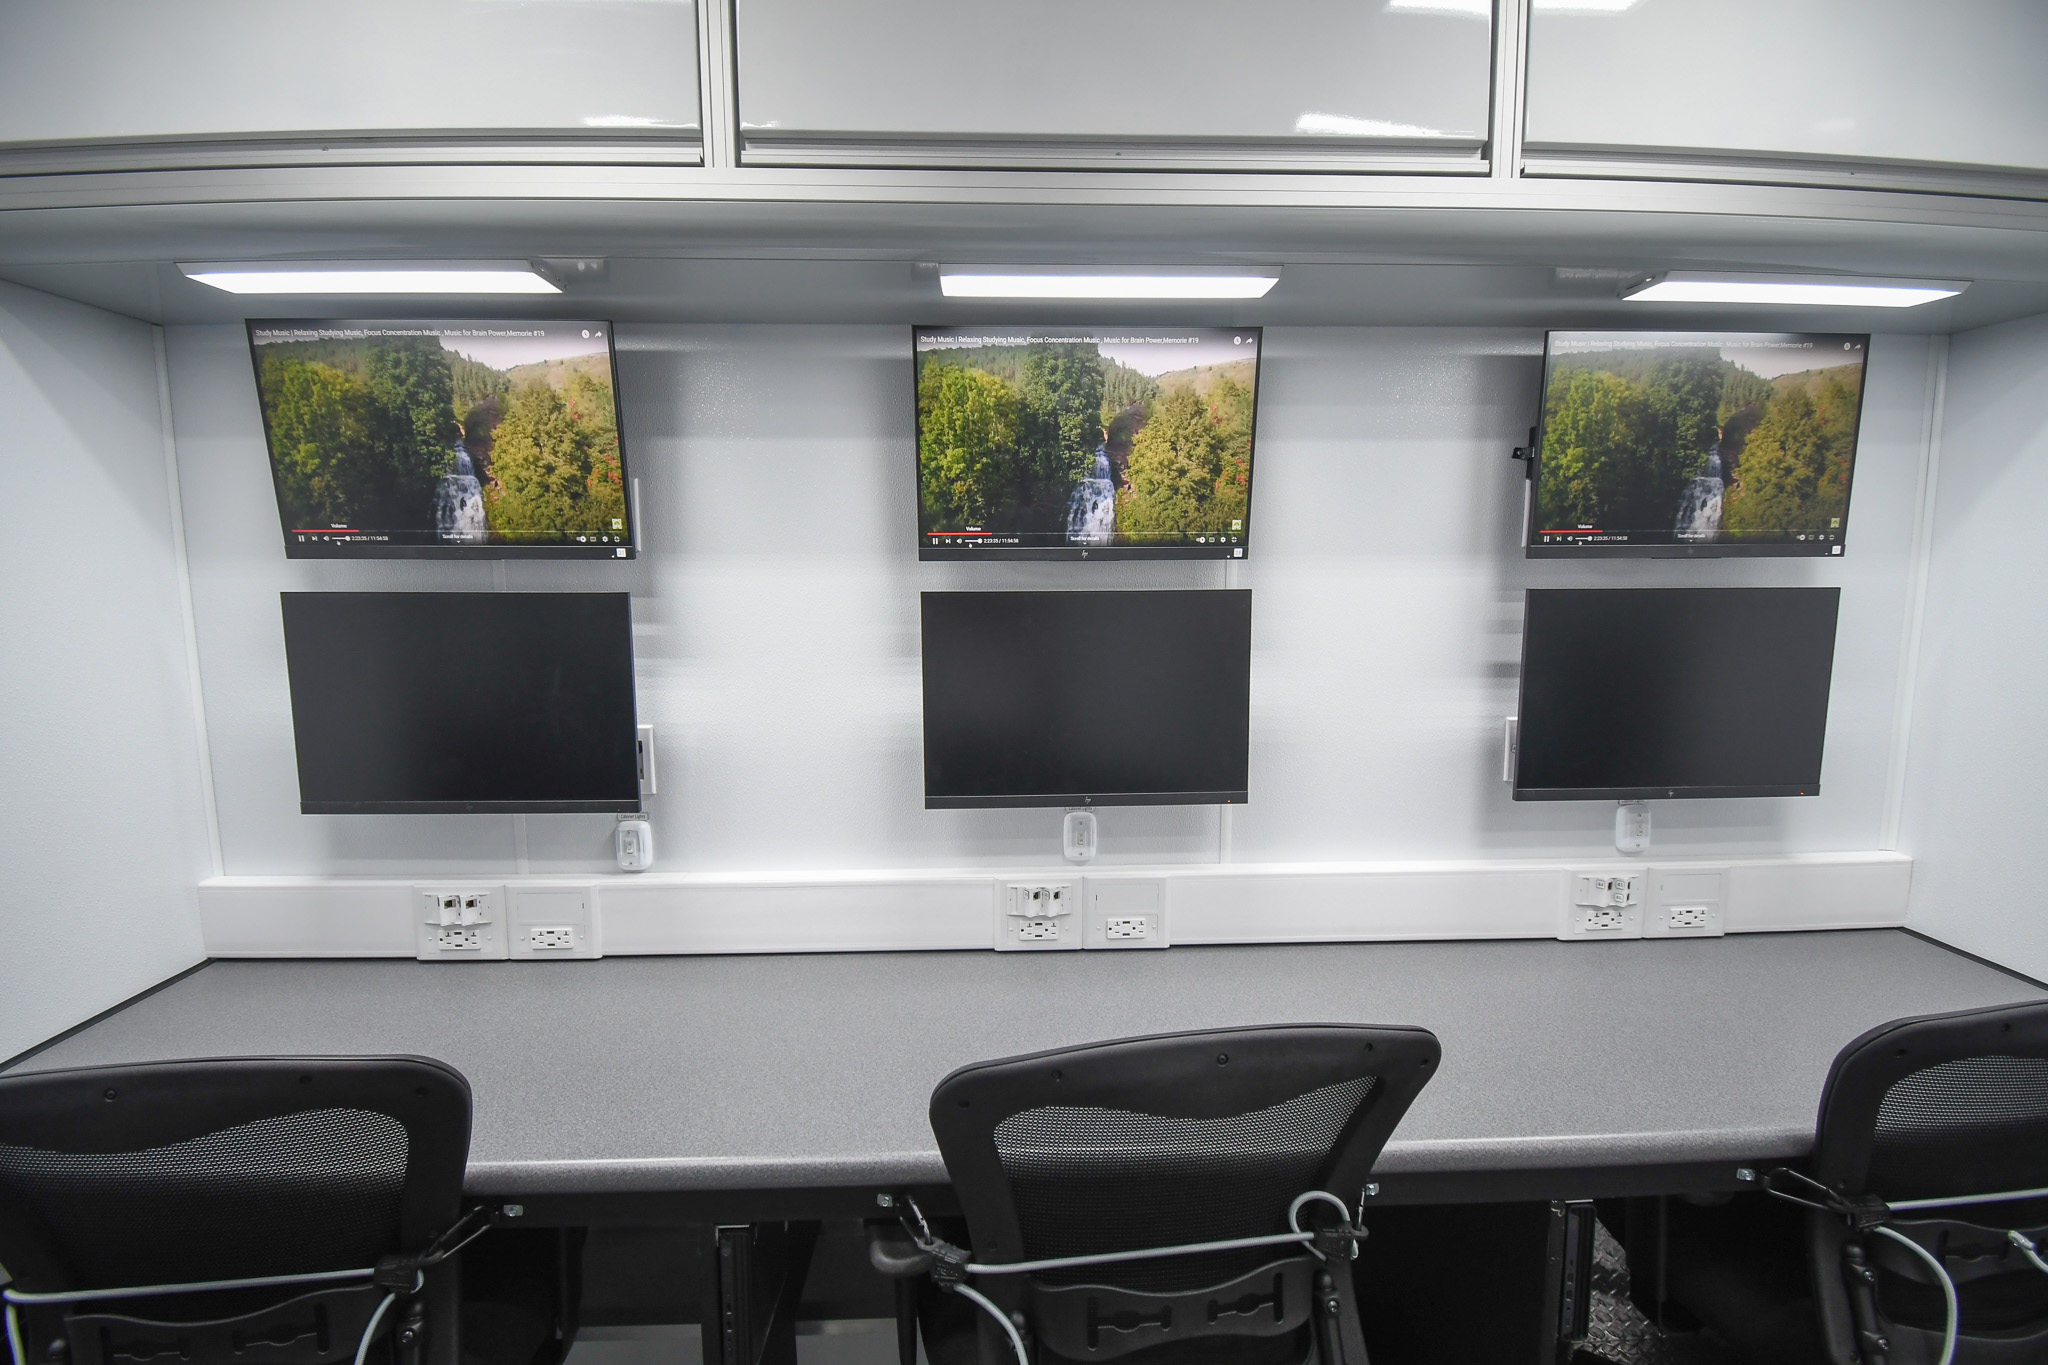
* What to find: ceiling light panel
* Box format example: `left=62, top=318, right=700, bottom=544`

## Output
left=938, top=272, right=1279, bottom=300
left=1624, top=271, right=1965, bottom=309
left=180, top=262, right=562, bottom=295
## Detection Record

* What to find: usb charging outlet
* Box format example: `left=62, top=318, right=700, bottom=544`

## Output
left=1105, top=916, right=1152, bottom=940
left=528, top=925, right=576, bottom=950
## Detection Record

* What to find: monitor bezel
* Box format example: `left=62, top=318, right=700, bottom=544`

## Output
left=283, top=590, right=644, bottom=815
left=1524, top=329, right=1871, bottom=560
left=1509, top=586, right=1835, bottom=802
left=919, top=588, right=1253, bottom=808
left=925, top=790, right=1249, bottom=811
left=249, top=319, right=636, bottom=560
left=913, top=325, right=1263, bottom=562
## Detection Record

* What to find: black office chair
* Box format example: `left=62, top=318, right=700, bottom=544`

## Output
left=875, top=1023, right=1440, bottom=1365
left=0, top=1056, right=481, bottom=1365
left=1647, top=999, right=2048, bottom=1364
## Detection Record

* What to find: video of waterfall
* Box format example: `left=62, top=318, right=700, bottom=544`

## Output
left=914, top=326, right=1261, bottom=560
left=1528, top=331, right=1868, bottom=559
left=249, top=319, right=632, bottom=559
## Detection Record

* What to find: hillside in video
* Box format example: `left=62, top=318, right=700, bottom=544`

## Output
left=1536, top=338, right=1864, bottom=542
left=916, top=330, right=1258, bottom=546
left=252, top=324, right=625, bottom=543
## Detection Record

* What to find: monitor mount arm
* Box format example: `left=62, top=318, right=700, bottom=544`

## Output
left=1510, top=427, right=1537, bottom=480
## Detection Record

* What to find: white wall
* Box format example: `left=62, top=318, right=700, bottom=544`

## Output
left=0, top=283, right=210, bottom=1061
left=163, top=324, right=1939, bottom=880
left=1901, top=311, right=2048, bottom=978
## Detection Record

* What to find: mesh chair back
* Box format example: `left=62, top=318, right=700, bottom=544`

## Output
left=0, top=1056, right=471, bottom=1293
left=1814, top=1000, right=2048, bottom=1201
left=1807, top=1000, right=2048, bottom=1363
left=931, top=1025, right=1438, bottom=1297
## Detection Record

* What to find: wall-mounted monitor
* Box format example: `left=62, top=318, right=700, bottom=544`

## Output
left=1527, top=331, right=1868, bottom=558
left=921, top=590, right=1252, bottom=808
left=280, top=592, right=640, bottom=814
left=915, top=326, right=1261, bottom=560
left=1513, top=587, right=1839, bottom=801
left=249, top=320, right=633, bottom=559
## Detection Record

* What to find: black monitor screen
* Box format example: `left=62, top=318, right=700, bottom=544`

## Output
left=281, top=592, right=640, bottom=814
left=1529, top=331, right=1868, bottom=558
left=915, top=326, right=1261, bottom=560
left=249, top=320, right=633, bottom=559
left=922, top=590, right=1251, bottom=808
left=1514, top=587, right=1839, bottom=801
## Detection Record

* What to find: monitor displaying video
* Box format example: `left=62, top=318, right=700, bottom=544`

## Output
left=1528, top=331, right=1868, bottom=558
left=248, top=319, right=633, bottom=558
left=915, top=326, right=1261, bottom=560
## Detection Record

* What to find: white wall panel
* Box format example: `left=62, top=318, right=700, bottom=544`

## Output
left=0, top=0, right=699, bottom=145
left=0, top=283, right=210, bottom=1061
left=1900, top=311, right=2048, bottom=980
left=165, top=324, right=1934, bottom=883
left=1525, top=0, right=2048, bottom=174
left=734, top=0, right=1492, bottom=166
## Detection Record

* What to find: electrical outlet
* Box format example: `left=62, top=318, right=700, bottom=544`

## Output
left=994, top=882, right=1080, bottom=951
left=1645, top=867, right=1727, bottom=938
left=1560, top=872, right=1643, bottom=940
left=1084, top=878, right=1168, bottom=949
left=507, top=886, right=601, bottom=960
left=415, top=885, right=508, bottom=960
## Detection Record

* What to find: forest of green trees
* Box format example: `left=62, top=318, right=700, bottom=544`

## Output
left=1535, top=347, right=1860, bottom=538
left=256, top=336, right=624, bottom=539
left=916, top=342, right=1254, bottom=542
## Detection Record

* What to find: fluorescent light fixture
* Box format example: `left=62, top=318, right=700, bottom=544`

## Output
left=180, top=261, right=562, bottom=295
left=1385, top=0, right=1491, bottom=17
left=939, top=269, right=1279, bottom=300
left=1623, top=271, right=1966, bottom=309
left=1295, top=111, right=1460, bottom=138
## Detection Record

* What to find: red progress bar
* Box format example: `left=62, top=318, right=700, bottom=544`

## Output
left=293, top=528, right=359, bottom=533
left=928, top=531, right=994, bottom=537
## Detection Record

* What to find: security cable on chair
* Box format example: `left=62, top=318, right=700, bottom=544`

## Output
left=1, top=1204, right=494, bottom=1365
left=896, top=1190, right=1368, bottom=1365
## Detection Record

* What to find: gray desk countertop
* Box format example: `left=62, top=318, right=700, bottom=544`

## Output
left=9, top=931, right=2039, bottom=1196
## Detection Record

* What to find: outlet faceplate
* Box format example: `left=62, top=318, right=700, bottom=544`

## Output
left=995, top=881, right=1079, bottom=951
left=415, top=886, right=508, bottom=960
left=507, top=886, right=600, bottom=959
left=1084, top=878, right=1168, bottom=950
left=1645, top=867, right=1727, bottom=938
left=1561, top=873, right=1643, bottom=940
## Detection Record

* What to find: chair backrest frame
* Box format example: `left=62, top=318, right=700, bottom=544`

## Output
left=929, top=1023, right=1439, bottom=1274
left=0, top=1055, right=471, bottom=1293
left=1806, top=999, right=2048, bottom=1365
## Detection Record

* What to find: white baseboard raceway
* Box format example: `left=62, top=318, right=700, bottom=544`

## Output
left=197, top=853, right=1911, bottom=958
